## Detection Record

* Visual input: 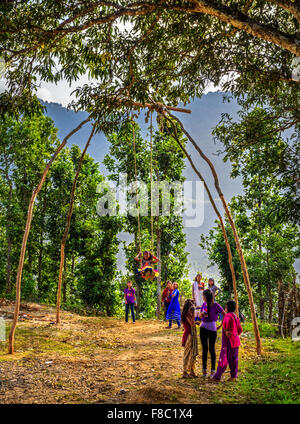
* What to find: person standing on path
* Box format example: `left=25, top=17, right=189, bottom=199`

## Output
left=181, top=299, right=199, bottom=378
left=166, top=282, right=181, bottom=328
left=213, top=300, right=243, bottom=382
left=161, top=280, right=173, bottom=320
left=199, top=289, right=225, bottom=377
left=192, top=273, right=205, bottom=323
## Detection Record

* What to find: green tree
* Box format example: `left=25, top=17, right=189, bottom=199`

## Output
left=104, top=118, right=189, bottom=318
left=0, top=112, right=58, bottom=296
left=203, top=107, right=300, bottom=323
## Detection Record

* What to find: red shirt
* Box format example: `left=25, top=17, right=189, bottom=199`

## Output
left=182, top=310, right=194, bottom=346
left=182, top=321, right=191, bottom=347
left=161, top=287, right=173, bottom=303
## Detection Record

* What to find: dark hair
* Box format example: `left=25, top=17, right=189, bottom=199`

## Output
left=226, top=300, right=236, bottom=313
left=208, top=278, right=214, bottom=286
left=194, top=273, right=202, bottom=281
left=203, top=289, right=213, bottom=319
left=143, top=251, right=153, bottom=261
left=181, top=299, right=194, bottom=324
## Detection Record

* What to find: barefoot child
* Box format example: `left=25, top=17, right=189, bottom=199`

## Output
left=124, top=280, right=136, bottom=323
left=213, top=300, right=243, bottom=382
left=182, top=299, right=199, bottom=378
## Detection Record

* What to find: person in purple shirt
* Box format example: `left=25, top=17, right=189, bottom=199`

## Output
left=199, top=289, right=225, bottom=378
left=124, top=280, right=136, bottom=323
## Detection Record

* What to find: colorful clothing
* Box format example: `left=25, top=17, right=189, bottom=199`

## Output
left=136, top=258, right=159, bottom=280
left=223, top=312, right=243, bottom=348
left=214, top=313, right=242, bottom=380
left=193, top=281, right=204, bottom=322
left=182, top=320, right=191, bottom=347
left=213, top=313, right=242, bottom=380
left=166, top=288, right=181, bottom=321
left=200, top=302, right=224, bottom=332
left=124, top=288, right=135, bottom=304
left=162, top=287, right=173, bottom=319
left=183, top=327, right=198, bottom=374
left=192, top=281, right=204, bottom=307
left=161, top=287, right=173, bottom=303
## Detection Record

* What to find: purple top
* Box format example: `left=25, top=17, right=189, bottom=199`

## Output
left=124, top=288, right=135, bottom=304
left=200, top=302, right=224, bottom=332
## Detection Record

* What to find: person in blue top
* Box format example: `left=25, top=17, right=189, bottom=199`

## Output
left=166, top=282, right=181, bottom=329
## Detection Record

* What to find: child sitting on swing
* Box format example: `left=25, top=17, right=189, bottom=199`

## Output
left=135, top=250, right=159, bottom=280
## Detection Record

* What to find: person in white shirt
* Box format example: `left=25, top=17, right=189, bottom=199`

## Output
left=192, top=273, right=205, bottom=323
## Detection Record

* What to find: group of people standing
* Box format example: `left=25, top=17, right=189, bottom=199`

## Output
left=182, top=273, right=242, bottom=382
left=124, top=272, right=242, bottom=382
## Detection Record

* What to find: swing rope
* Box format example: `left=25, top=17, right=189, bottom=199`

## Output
left=150, top=111, right=154, bottom=255
left=132, top=115, right=142, bottom=253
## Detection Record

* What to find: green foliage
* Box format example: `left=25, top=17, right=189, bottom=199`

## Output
left=104, top=119, right=190, bottom=316
left=1, top=2, right=298, bottom=142
left=0, top=111, right=124, bottom=314
left=202, top=107, right=299, bottom=322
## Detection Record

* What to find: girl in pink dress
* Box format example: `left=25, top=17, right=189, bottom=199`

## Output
left=213, top=300, right=243, bottom=381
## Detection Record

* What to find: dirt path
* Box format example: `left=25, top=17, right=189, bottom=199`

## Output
left=0, top=302, right=257, bottom=404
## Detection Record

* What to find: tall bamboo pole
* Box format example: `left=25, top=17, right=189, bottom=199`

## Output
left=166, top=111, right=261, bottom=354
left=163, top=116, right=239, bottom=314
left=56, top=124, right=96, bottom=324
left=8, top=117, right=91, bottom=354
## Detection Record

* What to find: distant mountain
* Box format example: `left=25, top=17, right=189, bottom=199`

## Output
left=42, top=93, right=243, bottom=281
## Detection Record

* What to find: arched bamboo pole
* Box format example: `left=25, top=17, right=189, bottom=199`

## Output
left=166, top=111, right=261, bottom=355
left=8, top=117, right=91, bottom=354
left=163, top=116, right=239, bottom=315
left=56, top=124, right=96, bottom=324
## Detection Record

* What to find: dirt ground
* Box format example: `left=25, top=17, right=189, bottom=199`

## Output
left=0, top=301, right=258, bottom=404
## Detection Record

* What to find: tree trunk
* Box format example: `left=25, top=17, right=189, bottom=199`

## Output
left=156, top=227, right=162, bottom=319
left=8, top=117, right=91, bottom=354
left=166, top=112, right=261, bottom=354
left=62, top=254, right=67, bottom=304
left=164, top=116, right=239, bottom=315
left=56, top=124, right=95, bottom=323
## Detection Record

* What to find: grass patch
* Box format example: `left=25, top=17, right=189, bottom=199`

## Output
left=212, top=338, right=300, bottom=404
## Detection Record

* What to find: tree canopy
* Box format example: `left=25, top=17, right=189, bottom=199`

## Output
left=0, top=1, right=299, bottom=131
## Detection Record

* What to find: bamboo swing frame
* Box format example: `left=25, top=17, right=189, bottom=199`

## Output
left=8, top=99, right=261, bottom=356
